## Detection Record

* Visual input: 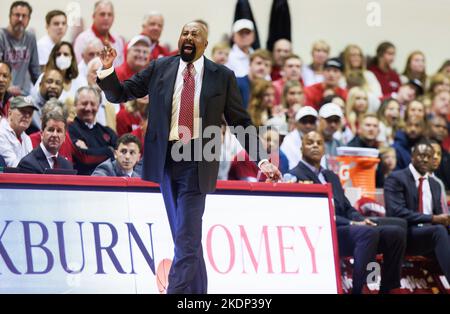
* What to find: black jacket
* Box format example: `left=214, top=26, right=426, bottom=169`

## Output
left=17, top=146, right=73, bottom=174
left=289, top=161, right=365, bottom=226
left=384, top=167, right=442, bottom=225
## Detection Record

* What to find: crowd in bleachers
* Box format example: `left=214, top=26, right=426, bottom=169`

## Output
left=1, top=1, right=450, bottom=293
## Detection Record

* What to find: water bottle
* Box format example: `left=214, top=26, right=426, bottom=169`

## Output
left=282, top=173, right=298, bottom=183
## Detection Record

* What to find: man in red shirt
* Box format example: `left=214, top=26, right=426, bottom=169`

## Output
left=304, top=58, right=347, bottom=110
left=115, top=35, right=151, bottom=81
left=141, top=12, right=169, bottom=60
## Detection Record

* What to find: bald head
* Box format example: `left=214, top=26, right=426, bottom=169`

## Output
left=178, top=22, right=208, bottom=63
left=273, top=39, right=292, bottom=67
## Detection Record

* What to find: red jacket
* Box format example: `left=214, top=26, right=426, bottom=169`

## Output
left=304, top=83, right=348, bottom=110
left=368, top=64, right=401, bottom=98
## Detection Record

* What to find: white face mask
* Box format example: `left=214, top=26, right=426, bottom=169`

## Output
left=56, top=55, right=72, bottom=71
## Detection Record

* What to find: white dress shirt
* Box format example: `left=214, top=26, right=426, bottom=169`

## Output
left=40, top=142, right=58, bottom=169
left=409, top=163, right=432, bottom=215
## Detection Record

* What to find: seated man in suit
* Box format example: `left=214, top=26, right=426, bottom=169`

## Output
left=289, top=131, right=406, bottom=294
left=17, top=110, right=73, bottom=174
left=384, top=139, right=450, bottom=282
left=92, top=133, right=141, bottom=177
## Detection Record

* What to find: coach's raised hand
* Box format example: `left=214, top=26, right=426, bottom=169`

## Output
left=99, top=40, right=117, bottom=69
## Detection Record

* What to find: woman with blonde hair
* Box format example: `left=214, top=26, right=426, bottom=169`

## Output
left=345, top=87, right=369, bottom=134
left=248, top=79, right=276, bottom=127
left=341, top=44, right=382, bottom=112
left=302, top=40, right=330, bottom=87
left=401, top=51, right=428, bottom=87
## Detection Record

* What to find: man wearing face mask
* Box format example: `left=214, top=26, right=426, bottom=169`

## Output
left=31, top=42, right=88, bottom=115
left=0, top=1, right=41, bottom=96
left=116, top=35, right=151, bottom=82
left=29, top=69, right=64, bottom=133
left=97, top=21, right=280, bottom=294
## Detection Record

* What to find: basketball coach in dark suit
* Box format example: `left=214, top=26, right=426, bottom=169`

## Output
left=17, top=110, right=73, bottom=174
left=97, top=22, right=281, bottom=294
left=384, top=139, right=450, bottom=282
left=289, top=131, right=406, bottom=294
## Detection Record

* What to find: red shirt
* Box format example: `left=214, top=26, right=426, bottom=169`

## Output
left=116, top=108, right=142, bottom=137
left=304, top=83, right=348, bottom=110
left=91, top=24, right=116, bottom=43
left=29, top=132, right=74, bottom=162
left=151, top=43, right=170, bottom=60
left=115, top=62, right=136, bottom=82
left=271, top=66, right=282, bottom=81
left=368, top=64, right=401, bottom=98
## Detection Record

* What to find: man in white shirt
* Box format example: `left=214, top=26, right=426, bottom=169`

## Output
left=37, top=10, right=68, bottom=68
left=0, top=96, right=36, bottom=167
left=225, top=19, right=255, bottom=78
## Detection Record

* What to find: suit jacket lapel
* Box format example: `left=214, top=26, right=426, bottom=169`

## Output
left=161, top=56, right=180, bottom=117
left=406, top=169, right=419, bottom=205
left=36, top=146, right=51, bottom=172
left=297, top=162, right=322, bottom=184
left=200, top=58, right=218, bottom=118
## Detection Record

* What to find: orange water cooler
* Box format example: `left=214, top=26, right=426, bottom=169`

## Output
left=334, top=147, right=380, bottom=198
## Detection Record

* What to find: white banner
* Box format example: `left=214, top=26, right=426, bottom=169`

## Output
left=0, top=180, right=340, bottom=294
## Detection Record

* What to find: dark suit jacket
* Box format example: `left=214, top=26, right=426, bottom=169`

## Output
left=289, top=161, right=365, bottom=226
left=92, top=159, right=140, bottom=177
left=98, top=55, right=266, bottom=193
left=17, top=146, right=73, bottom=174
left=384, top=167, right=442, bottom=226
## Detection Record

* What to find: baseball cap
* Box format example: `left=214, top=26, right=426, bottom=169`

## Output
left=295, top=106, right=318, bottom=122
left=232, top=19, right=254, bottom=33
left=9, top=96, right=39, bottom=111
left=319, top=102, right=343, bottom=119
left=407, top=78, right=424, bottom=96
left=324, top=57, right=344, bottom=71
left=127, top=35, right=151, bottom=50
